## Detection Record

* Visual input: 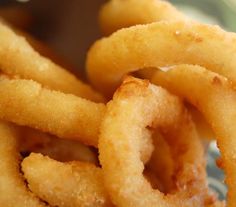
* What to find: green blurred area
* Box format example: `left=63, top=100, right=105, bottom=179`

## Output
left=170, top=0, right=236, bottom=32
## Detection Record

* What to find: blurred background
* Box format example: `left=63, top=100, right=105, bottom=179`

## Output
left=170, top=0, right=236, bottom=31
left=0, top=0, right=234, bottom=200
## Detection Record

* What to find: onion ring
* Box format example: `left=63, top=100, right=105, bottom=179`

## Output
left=99, top=0, right=187, bottom=35
left=142, top=69, right=214, bottom=141
left=0, top=75, right=156, bottom=160
left=99, top=76, right=218, bottom=207
left=99, top=0, right=214, bottom=141
left=0, top=21, right=103, bottom=102
left=0, top=76, right=105, bottom=146
left=22, top=153, right=111, bottom=207
left=0, top=75, right=156, bottom=163
left=18, top=127, right=97, bottom=163
left=87, top=21, right=236, bottom=97
left=150, top=64, right=235, bottom=206
left=0, top=122, right=45, bottom=207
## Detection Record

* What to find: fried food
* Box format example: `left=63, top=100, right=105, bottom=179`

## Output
left=99, top=0, right=187, bottom=35
left=138, top=67, right=215, bottom=141
left=0, top=76, right=105, bottom=146
left=99, top=77, right=217, bottom=207
left=99, top=0, right=215, bottom=141
left=0, top=0, right=235, bottom=205
left=150, top=65, right=236, bottom=207
left=22, top=153, right=111, bottom=207
left=87, top=21, right=236, bottom=97
left=0, top=21, right=103, bottom=102
left=18, top=127, right=97, bottom=163
left=0, top=121, right=45, bottom=207
left=0, top=75, right=156, bottom=161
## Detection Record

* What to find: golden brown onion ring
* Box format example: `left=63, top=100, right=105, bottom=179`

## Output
left=87, top=21, right=236, bottom=97
left=18, top=127, right=97, bottom=164
left=99, top=0, right=187, bottom=35
left=139, top=68, right=214, bottom=141
left=99, top=77, right=217, bottom=207
left=0, top=76, right=156, bottom=161
left=100, top=0, right=214, bottom=142
left=0, top=76, right=105, bottom=147
left=0, top=22, right=103, bottom=102
left=150, top=64, right=235, bottom=207
left=0, top=122, right=45, bottom=207
left=22, top=153, right=111, bottom=207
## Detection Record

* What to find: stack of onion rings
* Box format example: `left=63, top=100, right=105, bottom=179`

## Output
left=0, top=0, right=235, bottom=206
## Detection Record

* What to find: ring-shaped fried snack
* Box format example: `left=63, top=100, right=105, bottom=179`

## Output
left=99, top=0, right=187, bottom=35
left=99, top=77, right=219, bottom=207
left=87, top=21, right=236, bottom=97
left=18, top=127, right=97, bottom=163
left=0, top=122, right=45, bottom=207
left=150, top=64, right=236, bottom=207
left=22, top=153, right=111, bottom=207
left=0, top=22, right=103, bottom=102
left=0, top=76, right=105, bottom=146
left=99, top=0, right=214, bottom=141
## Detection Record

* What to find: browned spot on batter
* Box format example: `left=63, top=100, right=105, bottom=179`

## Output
left=216, top=157, right=224, bottom=169
left=195, top=37, right=203, bottom=42
left=212, top=76, right=222, bottom=85
left=116, top=76, right=150, bottom=98
left=185, top=33, right=203, bottom=43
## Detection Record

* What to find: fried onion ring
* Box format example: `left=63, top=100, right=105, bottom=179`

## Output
left=22, top=153, right=111, bottom=207
left=139, top=69, right=214, bottom=141
left=87, top=21, right=236, bottom=97
left=99, top=77, right=217, bottom=207
left=0, top=75, right=156, bottom=160
left=18, top=127, right=97, bottom=163
left=0, top=122, right=45, bottom=207
left=0, top=21, right=103, bottom=102
left=0, top=76, right=105, bottom=146
left=99, top=0, right=214, bottom=141
left=99, top=0, right=187, bottom=35
left=149, top=65, right=236, bottom=206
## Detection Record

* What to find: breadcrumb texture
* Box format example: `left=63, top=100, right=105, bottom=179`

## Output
left=22, top=153, right=111, bottom=207
left=0, top=122, right=45, bottom=207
